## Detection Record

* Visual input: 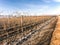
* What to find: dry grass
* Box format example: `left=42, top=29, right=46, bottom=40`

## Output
left=0, top=16, right=55, bottom=45
left=0, top=16, right=52, bottom=30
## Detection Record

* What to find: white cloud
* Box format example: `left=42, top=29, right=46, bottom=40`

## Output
left=0, top=3, right=60, bottom=16
left=53, top=0, right=60, bottom=2
left=25, top=4, right=49, bottom=12
left=42, top=6, right=60, bottom=15
left=43, top=0, right=51, bottom=3
left=43, top=0, right=60, bottom=3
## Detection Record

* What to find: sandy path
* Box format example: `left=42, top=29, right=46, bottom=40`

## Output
left=50, top=16, right=60, bottom=45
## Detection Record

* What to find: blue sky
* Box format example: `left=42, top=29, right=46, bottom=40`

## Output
left=0, top=0, right=60, bottom=15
